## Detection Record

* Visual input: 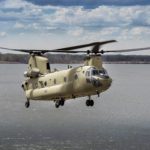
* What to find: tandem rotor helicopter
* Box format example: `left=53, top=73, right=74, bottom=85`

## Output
left=0, top=40, right=150, bottom=108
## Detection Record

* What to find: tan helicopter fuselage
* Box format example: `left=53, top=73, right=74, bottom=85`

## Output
left=22, top=55, right=112, bottom=101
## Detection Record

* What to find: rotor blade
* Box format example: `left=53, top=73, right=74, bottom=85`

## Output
left=103, top=47, right=150, bottom=53
left=49, top=50, right=84, bottom=53
left=0, top=47, right=86, bottom=54
left=0, top=47, right=41, bottom=53
left=0, top=40, right=116, bottom=54
left=50, top=40, right=116, bottom=52
left=0, top=47, right=85, bottom=54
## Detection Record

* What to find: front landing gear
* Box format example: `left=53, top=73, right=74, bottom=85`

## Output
left=25, top=99, right=30, bottom=108
left=86, top=96, right=94, bottom=107
left=86, top=100, right=94, bottom=107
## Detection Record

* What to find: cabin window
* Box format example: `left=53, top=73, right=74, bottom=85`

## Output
left=21, top=84, right=24, bottom=88
left=29, top=64, right=32, bottom=68
left=86, top=71, right=90, bottom=77
left=64, top=77, right=67, bottom=82
left=44, top=82, right=47, bottom=86
left=54, top=79, right=56, bottom=84
left=39, top=81, right=44, bottom=87
left=47, top=63, right=50, bottom=70
left=74, top=74, right=78, bottom=80
left=35, top=83, right=38, bottom=88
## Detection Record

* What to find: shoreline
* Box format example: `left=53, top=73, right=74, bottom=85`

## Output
left=0, top=61, right=150, bottom=64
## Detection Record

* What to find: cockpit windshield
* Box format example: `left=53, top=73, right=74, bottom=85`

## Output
left=99, top=69, right=108, bottom=76
left=86, top=67, right=109, bottom=78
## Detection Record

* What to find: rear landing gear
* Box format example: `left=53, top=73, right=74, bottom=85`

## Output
left=55, top=101, right=60, bottom=108
left=60, top=100, right=65, bottom=106
left=25, top=99, right=30, bottom=108
left=55, top=98, right=65, bottom=108
left=86, top=96, right=94, bottom=107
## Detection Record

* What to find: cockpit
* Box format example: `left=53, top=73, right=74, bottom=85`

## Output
left=86, top=67, right=109, bottom=79
left=85, top=67, right=111, bottom=87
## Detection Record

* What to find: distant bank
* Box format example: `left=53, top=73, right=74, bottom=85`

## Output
left=0, top=53, right=150, bottom=64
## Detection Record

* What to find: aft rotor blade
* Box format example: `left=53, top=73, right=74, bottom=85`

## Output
left=103, top=47, right=150, bottom=53
left=0, top=47, right=40, bottom=53
left=0, top=47, right=85, bottom=54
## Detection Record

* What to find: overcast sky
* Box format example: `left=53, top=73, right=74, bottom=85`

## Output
left=0, top=0, right=150, bottom=54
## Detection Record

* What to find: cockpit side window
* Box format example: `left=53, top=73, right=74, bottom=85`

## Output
left=92, top=69, right=99, bottom=76
left=86, top=71, right=90, bottom=77
left=47, top=63, right=50, bottom=70
left=86, top=67, right=98, bottom=77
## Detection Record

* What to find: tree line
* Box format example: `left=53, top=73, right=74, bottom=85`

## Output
left=0, top=53, right=150, bottom=64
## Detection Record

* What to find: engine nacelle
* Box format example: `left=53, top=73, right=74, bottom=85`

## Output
left=24, top=68, right=40, bottom=78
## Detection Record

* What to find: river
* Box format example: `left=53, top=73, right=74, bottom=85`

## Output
left=0, top=64, right=150, bottom=150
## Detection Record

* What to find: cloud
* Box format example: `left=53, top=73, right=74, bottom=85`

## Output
left=0, top=32, right=7, bottom=37
left=14, top=22, right=25, bottom=29
left=25, top=0, right=150, bottom=8
left=1, top=0, right=27, bottom=9
left=44, top=5, right=150, bottom=41
left=67, top=27, right=84, bottom=37
left=55, top=6, right=150, bottom=28
left=0, top=0, right=149, bottom=49
left=119, top=27, right=150, bottom=40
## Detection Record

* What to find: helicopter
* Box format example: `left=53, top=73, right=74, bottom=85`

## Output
left=0, top=40, right=150, bottom=108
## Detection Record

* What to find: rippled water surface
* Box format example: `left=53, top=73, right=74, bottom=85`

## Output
left=0, top=64, right=150, bottom=150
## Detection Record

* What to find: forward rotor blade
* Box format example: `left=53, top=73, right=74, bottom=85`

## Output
left=103, top=47, right=150, bottom=53
left=51, top=40, right=116, bottom=52
left=49, top=50, right=84, bottom=53
left=57, top=47, right=150, bottom=54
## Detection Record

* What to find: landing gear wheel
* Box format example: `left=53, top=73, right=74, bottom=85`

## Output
left=60, top=100, right=65, bottom=106
left=86, top=100, right=94, bottom=107
left=55, top=102, right=60, bottom=108
left=25, top=100, right=30, bottom=108
left=90, top=100, right=94, bottom=106
left=86, top=100, right=90, bottom=107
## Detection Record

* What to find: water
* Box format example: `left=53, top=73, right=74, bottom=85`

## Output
left=0, top=64, right=150, bottom=150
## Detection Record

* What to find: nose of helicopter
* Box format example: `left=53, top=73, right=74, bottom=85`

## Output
left=92, top=76, right=112, bottom=90
left=104, top=77, right=112, bottom=88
